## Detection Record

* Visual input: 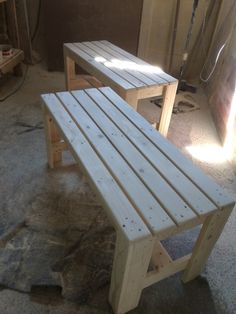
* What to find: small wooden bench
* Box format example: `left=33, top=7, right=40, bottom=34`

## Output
left=63, top=40, right=178, bottom=137
left=41, top=87, right=235, bottom=314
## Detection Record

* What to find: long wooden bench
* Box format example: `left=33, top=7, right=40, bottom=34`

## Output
left=41, top=87, right=235, bottom=314
left=63, top=40, right=178, bottom=137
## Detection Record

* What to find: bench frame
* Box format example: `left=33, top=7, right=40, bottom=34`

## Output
left=64, top=43, right=178, bottom=137
left=42, top=97, right=234, bottom=314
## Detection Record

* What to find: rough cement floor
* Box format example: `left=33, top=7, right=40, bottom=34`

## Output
left=0, top=64, right=236, bottom=314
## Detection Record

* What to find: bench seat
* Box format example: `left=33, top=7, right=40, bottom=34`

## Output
left=41, top=87, right=235, bottom=314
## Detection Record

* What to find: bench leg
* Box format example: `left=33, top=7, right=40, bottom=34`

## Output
left=124, top=91, right=139, bottom=111
left=109, top=232, right=153, bottom=314
left=182, top=204, right=234, bottom=283
left=158, top=82, right=178, bottom=137
left=64, top=53, right=76, bottom=91
left=43, top=109, right=62, bottom=169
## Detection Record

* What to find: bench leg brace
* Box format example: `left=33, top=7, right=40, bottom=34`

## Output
left=43, top=110, right=62, bottom=169
left=109, top=232, right=154, bottom=314
left=182, top=204, right=234, bottom=282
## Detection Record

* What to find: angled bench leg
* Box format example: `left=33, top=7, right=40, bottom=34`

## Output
left=43, top=108, right=62, bottom=169
left=159, top=82, right=178, bottom=137
left=109, top=232, right=154, bottom=314
left=64, top=52, right=76, bottom=91
left=182, top=204, right=234, bottom=283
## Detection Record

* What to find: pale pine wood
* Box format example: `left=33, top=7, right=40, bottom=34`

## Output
left=42, top=106, right=62, bottom=169
left=138, top=0, right=155, bottom=59
left=92, top=40, right=157, bottom=86
left=124, top=90, right=139, bottom=110
left=109, top=232, right=154, bottom=314
left=99, top=87, right=234, bottom=208
left=101, top=40, right=176, bottom=84
left=64, top=40, right=178, bottom=136
left=159, top=82, right=178, bottom=136
left=41, top=93, right=151, bottom=243
left=64, top=48, right=76, bottom=91
left=182, top=204, right=235, bottom=282
left=42, top=88, right=235, bottom=314
left=77, top=89, right=201, bottom=226
left=58, top=91, right=176, bottom=236
left=89, top=88, right=217, bottom=217
left=80, top=42, right=146, bottom=88
left=150, top=240, right=172, bottom=270
left=144, top=254, right=192, bottom=288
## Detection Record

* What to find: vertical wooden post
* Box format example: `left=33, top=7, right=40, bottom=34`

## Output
left=109, top=232, right=153, bottom=314
left=124, top=91, right=139, bottom=111
left=158, top=82, right=178, bottom=137
left=42, top=106, right=62, bottom=169
left=64, top=50, right=76, bottom=91
left=182, top=204, right=234, bottom=283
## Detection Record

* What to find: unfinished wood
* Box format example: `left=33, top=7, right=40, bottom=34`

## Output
left=101, top=40, right=177, bottom=84
left=64, top=51, right=76, bottom=90
left=42, top=107, right=62, bottom=169
left=150, top=240, right=172, bottom=271
left=0, top=0, right=6, bottom=3
left=52, top=141, right=67, bottom=153
left=64, top=43, right=134, bottom=92
left=90, top=88, right=217, bottom=216
left=137, top=85, right=163, bottom=99
left=41, top=93, right=151, bottom=243
left=138, top=0, right=155, bottom=59
left=144, top=254, right=192, bottom=288
left=0, top=49, right=23, bottom=74
left=124, top=90, right=138, bottom=110
left=79, top=42, right=146, bottom=88
left=42, top=88, right=235, bottom=314
left=109, top=232, right=154, bottom=314
left=98, top=40, right=167, bottom=85
left=64, top=41, right=178, bottom=136
left=159, top=82, right=178, bottom=136
left=71, top=89, right=201, bottom=229
left=182, top=204, right=235, bottom=282
left=57, top=91, right=176, bottom=236
left=92, top=40, right=157, bottom=86
left=99, top=87, right=235, bottom=208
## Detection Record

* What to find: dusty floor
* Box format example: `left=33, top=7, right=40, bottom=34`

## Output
left=0, top=64, right=236, bottom=314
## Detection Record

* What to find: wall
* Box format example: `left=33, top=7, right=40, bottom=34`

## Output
left=204, top=0, right=236, bottom=167
left=41, top=0, right=143, bottom=71
left=138, top=0, right=212, bottom=79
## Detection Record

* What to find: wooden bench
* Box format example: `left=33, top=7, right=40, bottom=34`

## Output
left=63, top=40, right=178, bottom=137
left=41, top=87, right=235, bottom=314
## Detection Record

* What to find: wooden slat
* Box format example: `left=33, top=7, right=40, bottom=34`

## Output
left=70, top=90, right=199, bottom=228
left=64, top=43, right=134, bottom=92
left=96, top=40, right=167, bottom=85
left=86, top=88, right=217, bottom=216
left=99, top=87, right=235, bottom=208
left=79, top=42, right=146, bottom=88
left=41, top=93, right=151, bottom=242
left=57, top=91, right=177, bottom=237
left=89, top=41, right=158, bottom=86
left=101, top=40, right=177, bottom=84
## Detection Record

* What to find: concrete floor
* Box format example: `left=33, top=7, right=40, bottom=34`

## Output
left=0, top=64, right=236, bottom=314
